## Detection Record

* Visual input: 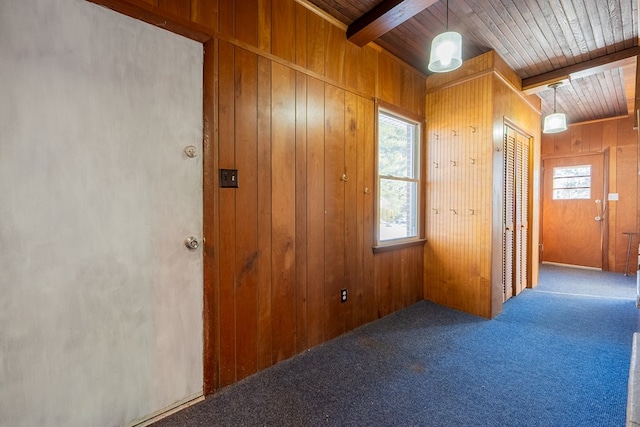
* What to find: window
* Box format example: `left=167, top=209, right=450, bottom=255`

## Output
left=552, top=165, right=591, bottom=200
left=377, top=110, right=420, bottom=244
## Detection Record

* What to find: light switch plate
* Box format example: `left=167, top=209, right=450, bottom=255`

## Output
left=220, top=169, right=238, bottom=188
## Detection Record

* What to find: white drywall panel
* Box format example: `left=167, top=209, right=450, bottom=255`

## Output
left=0, top=1, right=204, bottom=425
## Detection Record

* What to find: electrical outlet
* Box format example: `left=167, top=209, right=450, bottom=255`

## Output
left=340, top=288, right=348, bottom=303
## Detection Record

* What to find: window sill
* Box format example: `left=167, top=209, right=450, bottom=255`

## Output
left=372, top=239, right=427, bottom=254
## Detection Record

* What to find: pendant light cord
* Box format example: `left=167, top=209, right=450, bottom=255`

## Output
left=446, top=0, right=449, bottom=31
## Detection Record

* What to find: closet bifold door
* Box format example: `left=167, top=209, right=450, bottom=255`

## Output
left=503, top=126, right=516, bottom=301
left=515, top=133, right=530, bottom=295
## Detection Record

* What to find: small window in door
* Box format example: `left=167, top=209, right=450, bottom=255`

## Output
left=552, top=165, right=591, bottom=200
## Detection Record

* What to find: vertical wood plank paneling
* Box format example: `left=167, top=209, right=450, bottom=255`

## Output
left=306, top=10, right=326, bottom=76
left=218, top=0, right=234, bottom=38
left=256, top=55, right=273, bottom=371
left=271, top=62, right=297, bottom=363
left=158, top=0, right=190, bottom=19
left=191, top=0, right=217, bottom=31
left=344, top=91, right=359, bottom=331
left=344, top=42, right=362, bottom=93
left=117, top=0, right=429, bottom=393
left=392, top=251, right=403, bottom=311
left=306, top=76, right=325, bottom=348
left=553, top=129, right=571, bottom=154
left=616, top=128, right=638, bottom=270
left=217, top=41, right=237, bottom=386
left=295, top=4, right=308, bottom=68
left=378, top=54, right=399, bottom=107
left=361, top=47, right=378, bottom=96
left=325, top=24, right=346, bottom=84
left=271, top=0, right=295, bottom=63
left=324, top=84, right=346, bottom=340
left=602, top=120, right=617, bottom=149
left=295, top=71, right=309, bottom=352
left=354, top=95, right=366, bottom=326
left=361, top=98, right=377, bottom=324
left=377, top=252, right=393, bottom=318
left=257, top=0, right=272, bottom=52
left=570, top=126, right=583, bottom=153
left=425, top=50, right=540, bottom=319
left=234, top=48, right=259, bottom=381
left=609, top=143, right=619, bottom=269
left=584, top=122, right=603, bottom=152
left=542, top=115, right=638, bottom=274
left=235, top=0, right=258, bottom=47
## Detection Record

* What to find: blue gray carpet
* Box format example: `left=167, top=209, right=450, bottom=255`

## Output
left=154, top=265, right=639, bottom=426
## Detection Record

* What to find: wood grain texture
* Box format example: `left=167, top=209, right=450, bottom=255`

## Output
left=271, top=61, right=297, bottom=363
left=158, top=0, right=190, bottom=19
left=256, top=55, right=273, bottom=370
left=344, top=91, right=359, bottom=331
left=218, top=0, right=234, bottom=37
left=305, top=75, right=326, bottom=349
left=295, top=71, right=309, bottom=352
left=324, top=84, right=346, bottom=341
left=234, top=48, right=259, bottom=381
left=191, top=0, right=217, bottom=30
left=236, top=0, right=258, bottom=46
left=346, top=0, right=437, bottom=47
left=541, top=154, right=605, bottom=268
left=272, top=0, right=296, bottom=63
left=96, top=0, right=426, bottom=394
left=425, top=51, right=540, bottom=319
left=541, top=115, right=638, bottom=274
left=217, top=40, right=237, bottom=387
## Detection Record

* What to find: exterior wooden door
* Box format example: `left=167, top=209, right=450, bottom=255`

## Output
left=503, top=125, right=530, bottom=301
left=542, top=154, right=605, bottom=268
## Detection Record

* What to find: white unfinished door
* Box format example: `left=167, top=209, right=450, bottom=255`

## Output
left=0, top=1, right=204, bottom=426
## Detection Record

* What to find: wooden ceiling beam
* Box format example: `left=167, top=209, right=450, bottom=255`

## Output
left=522, top=46, right=640, bottom=94
left=347, top=0, right=438, bottom=47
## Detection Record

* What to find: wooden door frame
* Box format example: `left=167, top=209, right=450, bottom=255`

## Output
left=540, top=149, right=609, bottom=271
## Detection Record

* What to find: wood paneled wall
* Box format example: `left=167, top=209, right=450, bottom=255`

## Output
left=491, top=63, right=542, bottom=316
left=425, top=51, right=541, bottom=319
left=93, top=0, right=426, bottom=392
left=541, top=116, right=639, bottom=273
left=210, top=46, right=424, bottom=391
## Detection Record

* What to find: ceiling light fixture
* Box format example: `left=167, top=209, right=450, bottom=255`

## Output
left=542, top=83, right=568, bottom=134
left=428, top=0, right=462, bottom=73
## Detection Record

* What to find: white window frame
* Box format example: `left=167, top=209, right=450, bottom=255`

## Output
left=375, top=108, right=421, bottom=246
left=552, top=164, right=591, bottom=200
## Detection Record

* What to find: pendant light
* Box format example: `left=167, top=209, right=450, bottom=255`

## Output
left=542, top=83, right=567, bottom=134
left=428, top=0, right=462, bottom=73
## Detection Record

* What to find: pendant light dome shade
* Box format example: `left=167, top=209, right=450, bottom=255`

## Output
left=428, top=31, right=463, bottom=73
left=542, top=83, right=567, bottom=134
left=543, top=112, right=567, bottom=134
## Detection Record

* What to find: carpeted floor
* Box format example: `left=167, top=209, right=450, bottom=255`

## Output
left=154, top=264, right=640, bottom=426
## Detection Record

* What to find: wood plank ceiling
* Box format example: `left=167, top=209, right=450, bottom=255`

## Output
left=304, top=0, right=639, bottom=125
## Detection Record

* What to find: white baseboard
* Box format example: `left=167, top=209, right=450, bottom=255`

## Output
left=128, top=393, right=205, bottom=427
left=541, top=261, right=602, bottom=271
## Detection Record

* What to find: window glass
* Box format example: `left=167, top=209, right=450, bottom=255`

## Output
left=552, top=165, right=591, bottom=200
left=377, top=111, right=420, bottom=243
